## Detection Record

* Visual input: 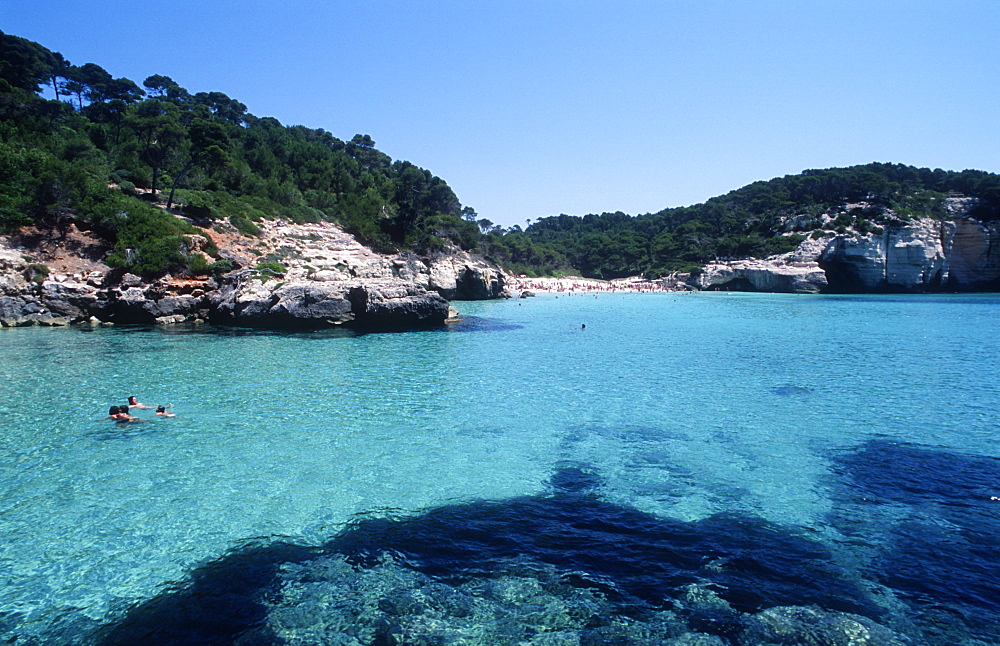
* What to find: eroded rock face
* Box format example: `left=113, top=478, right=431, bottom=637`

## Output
left=819, top=220, right=946, bottom=292
left=348, top=281, right=450, bottom=329
left=0, top=220, right=503, bottom=329
left=697, top=214, right=1000, bottom=294
left=942, top=218, right=1000, bottom=289
left=258, top=221, right=506, bottom=301
left=696, top=261, right=828, bottom=293
left=426, top=255, right=506, bottom=300
left=820, top=218, right=1000, bottom=292
left=208, top=277, right=449, bottom=329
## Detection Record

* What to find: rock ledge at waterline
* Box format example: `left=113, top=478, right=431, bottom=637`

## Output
left=690, top=199, right=1000, bottom=293
left=0, top=220, right=507, bottom=330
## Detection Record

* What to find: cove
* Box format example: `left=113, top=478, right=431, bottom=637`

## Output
left=1, top=292, right=999, bottom=644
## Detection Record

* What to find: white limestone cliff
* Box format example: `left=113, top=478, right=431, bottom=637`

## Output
left=0, top=219, right=507, bottom=328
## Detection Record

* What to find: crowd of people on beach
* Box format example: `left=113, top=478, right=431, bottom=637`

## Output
left=509, top=276, right=681, bottom=294
left=101, top=396, right=174, bottom=423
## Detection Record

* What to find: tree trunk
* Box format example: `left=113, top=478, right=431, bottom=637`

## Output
left=166, top=161, right=193, bottom=211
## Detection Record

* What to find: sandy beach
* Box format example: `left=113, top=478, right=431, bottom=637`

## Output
left=507, top=275, right=682, bottom=294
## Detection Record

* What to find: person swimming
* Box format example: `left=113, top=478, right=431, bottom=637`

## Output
left=99, top=405, right=141, bottom=423
left=155, top=405, right=176, bottom=418
left=127, top=396, right=153, bottom=410
left=116, top=404, right=144, bottom=423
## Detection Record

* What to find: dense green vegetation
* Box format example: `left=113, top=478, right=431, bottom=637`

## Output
left=0, top=31, right=478, bottom=275
left=2, top=31, right=999, bottom=280
left=484, top=164, right=1000, bottom=279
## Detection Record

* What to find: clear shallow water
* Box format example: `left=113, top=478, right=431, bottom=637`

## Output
left=1, top=292, right=999, bottom=644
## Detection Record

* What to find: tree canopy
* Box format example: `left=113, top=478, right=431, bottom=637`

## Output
left=0, top=30, right=477, bottom=275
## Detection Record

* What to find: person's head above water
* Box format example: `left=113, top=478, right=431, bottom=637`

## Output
left=156, top=405, right=166, bottom=413
left=128, top=396, right=138, bottom=405
left=108, top=406, right=120, bottom=415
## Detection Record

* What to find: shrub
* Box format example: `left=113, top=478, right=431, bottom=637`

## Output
left=208, top=259, right=236, bottom=276
left=230, top=215, right=262, bottom=237
left=85, top=190, right=200, bottom=275
left=0, top=142, right=54, bottom=231
left=251, top=261, right=286, bottom=282
left=188, top=253, right=210, bottom=274
left=23, top=263, right=49, bottom=284
left=254, top=261, right=286, bottom=273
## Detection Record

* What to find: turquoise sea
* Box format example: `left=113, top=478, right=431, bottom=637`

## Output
left=1, top=292, right=999, bottom=644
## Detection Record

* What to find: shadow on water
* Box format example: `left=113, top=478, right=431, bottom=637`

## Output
left=769, top=384, right=812, bottom=397
left=92, top=466, right=879, bottom=645
left=547, top=462, right=604, bottom=494
left=158, top=324, right=360, bottom=340
left=829, top=438, right=1000, bottom=642
left=440, top=315, right=524, bottom=333
left=62, top=317, right=523, bottom=341
left=160, top=317, right=522, bottom=337
left=86, top=422, right=161, bottom=441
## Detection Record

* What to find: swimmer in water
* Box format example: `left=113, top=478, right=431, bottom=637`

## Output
left=100, top=405, right=141, bottom=423
left=116, top=405, right=144, bottom=423
left=126, top=396, right=153, bottom=410
left=155, top=405, right=176, bottom=418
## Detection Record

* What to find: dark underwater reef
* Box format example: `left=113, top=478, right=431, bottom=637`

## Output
left=83, top=439, right=1000, bottom=645
left=829, top=439, right=1000, bottom=644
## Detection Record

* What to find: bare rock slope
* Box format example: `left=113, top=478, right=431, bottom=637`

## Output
left=0, top=219, right=507, bottom=329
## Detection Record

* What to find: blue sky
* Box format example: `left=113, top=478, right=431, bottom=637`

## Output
left=3, top=0, right=998, bottom=227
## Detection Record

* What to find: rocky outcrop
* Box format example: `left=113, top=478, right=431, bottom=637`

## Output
left=694, top=236, right=830, bottom=293
left=245, top=221, right=506, bottom=301
left=0, top=220, right=504, bottom=329
left=693, top=203, right=1000, bottom=293
left=0, top=241, right=105, bottom=325
left=208, top=276, right=448, bottom=329
left=820, top=217, right=1000, bottom=292
left=695, top=260, right=829, bottom=293
left=197, top=220, right=497, bottom=329
left=426, top=255, right=506, bottom=300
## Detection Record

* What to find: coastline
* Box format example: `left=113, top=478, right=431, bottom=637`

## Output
left=0, top=220, right=505, bottom=330
left=507, top=275, right=684, bottom=294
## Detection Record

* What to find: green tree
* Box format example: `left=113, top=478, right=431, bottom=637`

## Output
left=166, top=118, right=232, bottom=209
left=46, top=51, right=71, bottom=102
left=142, top=74, right=179, bottom=97
left=126, top=98, right=185, bottom=194
left=0, top=30, right=55, bottom=93
left=346, top=134, right=390, bottom=171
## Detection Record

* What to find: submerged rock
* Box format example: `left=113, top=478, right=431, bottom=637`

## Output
left=745, top=605, right=909, bottom=646
left=250, top=554, right=689, bottom=646
left=249, top=555, right=910, bottom=646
